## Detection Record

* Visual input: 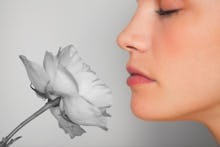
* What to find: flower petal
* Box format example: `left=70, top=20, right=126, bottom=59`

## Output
left=46, top=65, right=78, bottom=97
left=56, top=45, right=112, bottom=107
left=75, top=71, right=112, bottom=108
left=57, top=44, right=88, bottom=75
left=50, top=106, right=86, bottom=139
left=43, top=51, right=57, bottom=80
left=19, top=55, right=49, bottom=93
left=62, top=95, right=108, bottom=131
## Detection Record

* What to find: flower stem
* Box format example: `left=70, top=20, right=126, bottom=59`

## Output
left=0, top=97, right=61, bottom=147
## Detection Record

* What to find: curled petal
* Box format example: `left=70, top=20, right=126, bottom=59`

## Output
left=62, top=95, right=108, bottom=131
left=46, top=65, right=78, bottom=97
left=43, top=51, right=57, bottom=80
left=57, top=44, right=75, bottom=67
left=56, top=45, right=112, bottom=107
left=57, top=45, right=88, bottom=75
left=50, top=106, right=86, bottom=139
left=75, top=71, right=112, bottom=108
left=19, top=55, right=49, bottom=93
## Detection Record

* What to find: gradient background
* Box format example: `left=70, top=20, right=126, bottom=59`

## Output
left=0, top=0, right=218, bottom=147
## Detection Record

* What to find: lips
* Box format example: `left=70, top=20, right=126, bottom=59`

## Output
left=126, top=66, right=155, bottom=86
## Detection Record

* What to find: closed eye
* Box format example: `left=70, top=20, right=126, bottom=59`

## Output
left=156, top=9, right=179, bottom=16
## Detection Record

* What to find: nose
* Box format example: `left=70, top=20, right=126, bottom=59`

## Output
left=117, top=7, right=155, bottom=53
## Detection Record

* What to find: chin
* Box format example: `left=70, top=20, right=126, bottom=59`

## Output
left=130, top=94, right=186, bottom=121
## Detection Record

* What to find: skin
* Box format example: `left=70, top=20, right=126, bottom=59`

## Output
left=117, top=0, right=220, bottom=143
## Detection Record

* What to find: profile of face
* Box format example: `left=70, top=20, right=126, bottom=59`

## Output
left=117, top=0, right=220, bottom=127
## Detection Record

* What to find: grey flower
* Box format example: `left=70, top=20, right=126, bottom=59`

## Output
left=20, top=45, right=112, bottom=138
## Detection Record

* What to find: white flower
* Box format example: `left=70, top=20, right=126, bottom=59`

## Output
left=19, top=45, right=112, bottom=138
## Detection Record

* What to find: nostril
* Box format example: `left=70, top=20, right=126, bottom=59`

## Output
left=116, top=32, right=139, bottom=52
left=126, top=45, right=138, bottom=51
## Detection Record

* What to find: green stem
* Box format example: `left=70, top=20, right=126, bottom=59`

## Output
left=0, top=97, right=61, bottom=147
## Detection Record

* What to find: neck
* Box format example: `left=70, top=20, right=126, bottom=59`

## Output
left=205, top=120, right=220, bottom=144
left=192, top=104, right=220, bottom=144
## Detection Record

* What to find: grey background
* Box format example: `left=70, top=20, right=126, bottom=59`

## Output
left=0, top=0, right=218, bottom=147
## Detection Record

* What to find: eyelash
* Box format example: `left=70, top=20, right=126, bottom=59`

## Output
left=156, top=9, right=179, bottom=16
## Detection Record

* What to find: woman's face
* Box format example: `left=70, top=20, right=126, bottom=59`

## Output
left=117, top=0, right=220, bottom=121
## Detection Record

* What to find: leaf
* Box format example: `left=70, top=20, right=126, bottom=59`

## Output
left=50, top=106, right=86, bottom=139
left=8, top=136, right=22, bottom=146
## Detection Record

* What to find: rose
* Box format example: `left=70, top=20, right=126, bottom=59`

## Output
left=19, top=45, right=112, bottom=138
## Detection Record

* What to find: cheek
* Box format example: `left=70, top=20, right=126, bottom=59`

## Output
left=130, top=30, right=220, bottom=121
left=153, top=20, right=220, bottom=118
